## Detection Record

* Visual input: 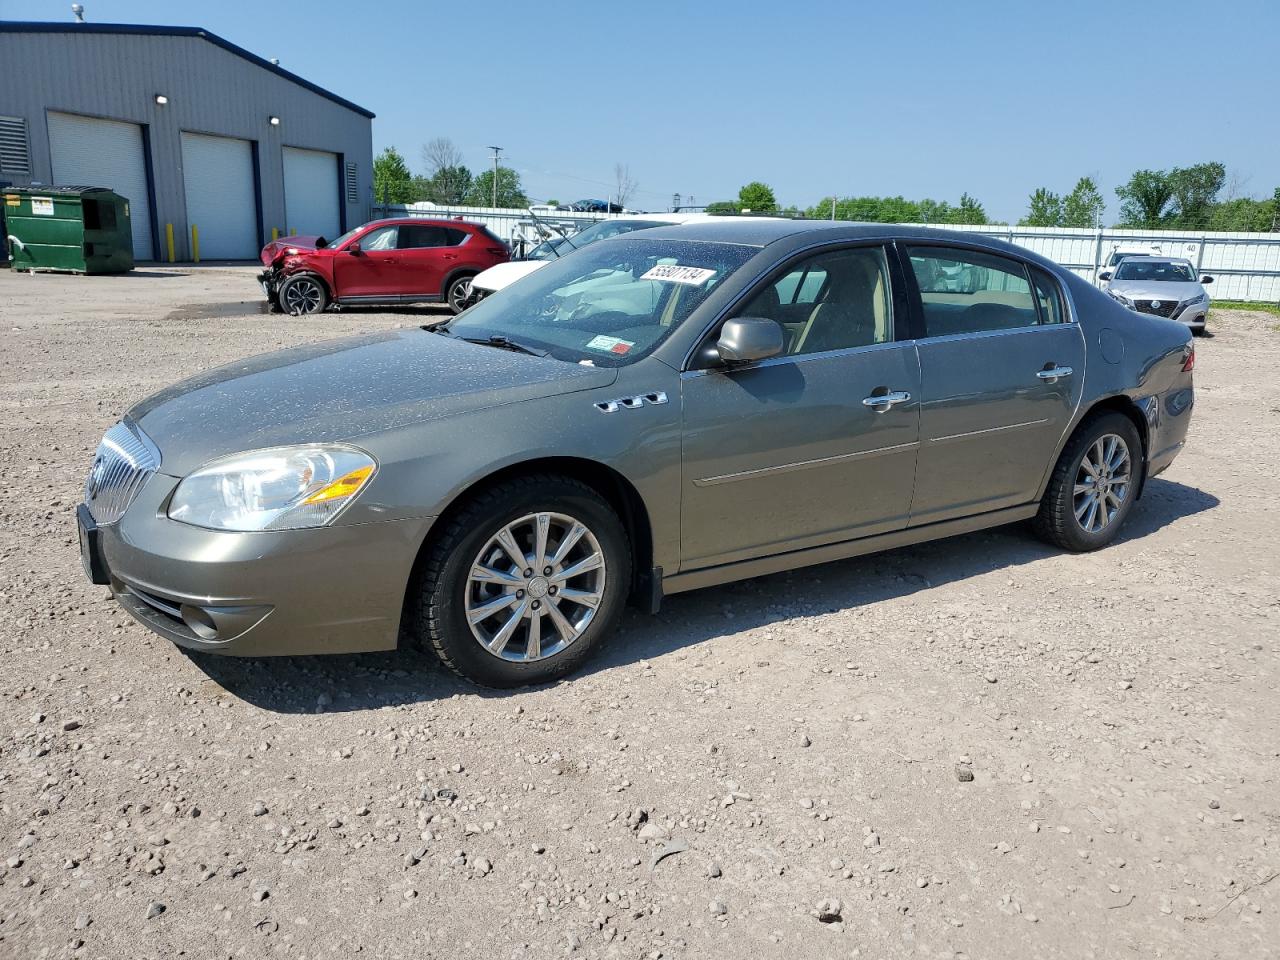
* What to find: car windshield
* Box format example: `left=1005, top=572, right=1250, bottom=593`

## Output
left=526, top=219, right=667, bottom=261
left=1114, top=260, right=1196, bottom=282
left=443, top=237, right=757, bottom=365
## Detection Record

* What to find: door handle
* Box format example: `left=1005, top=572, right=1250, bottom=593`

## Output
left=1036, top=366, right=1074, bottom=383
left=862, top=390, right=911, bottom=412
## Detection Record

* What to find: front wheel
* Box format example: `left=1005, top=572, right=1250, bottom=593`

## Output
left=278, top=274, right=329, bottom=315
left=411, top=475, right=632, bottom=687
left=1033, top=412, right=1142, bottom=551
left=445, top=274, right=474, bottom=315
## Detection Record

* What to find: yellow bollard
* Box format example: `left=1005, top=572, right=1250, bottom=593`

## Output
left=165, top=223, right=175, bottom=263
left=271, top=227, right=279, bottom=242
left=191, top=225, right=200, bottom=263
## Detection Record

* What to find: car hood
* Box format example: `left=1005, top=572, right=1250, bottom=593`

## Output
left=471, top=259, right=549, bottom=292
left=1107, top=280, right=1205, bottom=301
left=260, top=235, right=326, bottom=266
left=128, top=330, right=617, bottom=475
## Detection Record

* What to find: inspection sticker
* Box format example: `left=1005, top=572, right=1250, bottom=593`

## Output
left=640, top=264, right=716, bottom=285
left=30, top=197, right=54, bottom=216
left=585, top=335, right=635, bottom=355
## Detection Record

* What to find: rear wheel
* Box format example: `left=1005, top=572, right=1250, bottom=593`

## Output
left=1033, top=412, right=1142, bottom=551
left=411, top=475, right=631, bottom=687
left=279, top=274, right=328, bottom=315
left=445, top=274, right=474, bottom=315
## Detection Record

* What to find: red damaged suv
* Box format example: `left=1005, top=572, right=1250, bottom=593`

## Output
left=258, top=217, right=509, bottom=315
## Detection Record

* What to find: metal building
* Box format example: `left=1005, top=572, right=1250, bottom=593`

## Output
left=0, top=21, right=374, bottom=261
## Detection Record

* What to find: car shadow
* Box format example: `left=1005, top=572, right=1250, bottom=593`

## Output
left=184, top=478, right=1218, bottom=713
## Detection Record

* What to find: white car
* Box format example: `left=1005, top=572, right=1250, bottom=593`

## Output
left=1095, top=245, right=1162, bottom=285
left=467, top=213, right=715, bottom=304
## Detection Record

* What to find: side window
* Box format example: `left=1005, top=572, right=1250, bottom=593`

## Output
left=358, top=225, right=398, bottom=251
left=906, top=246, right=1038, bottom=337
left=443, top=228, right=469, bottom=246
left=1030, top=267, right=1066, bottom=324
left=736, top=246, right=892, bottom=356
left=399, top=225, right=448, bottom=249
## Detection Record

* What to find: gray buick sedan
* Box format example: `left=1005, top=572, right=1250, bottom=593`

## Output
left=78, top=221, right=1196, bottom=687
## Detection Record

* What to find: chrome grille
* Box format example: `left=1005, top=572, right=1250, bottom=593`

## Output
left=84, top=421, right=160, bottom=525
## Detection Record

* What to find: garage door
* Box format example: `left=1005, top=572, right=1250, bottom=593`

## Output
left=180, top=132, right=258, bottom=260
left=48, top=111, right=154, bottom=260
left=283, top=147, right=341, bottom=240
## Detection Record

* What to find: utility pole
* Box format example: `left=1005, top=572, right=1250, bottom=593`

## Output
left=831, top=197, right=836, bottom=221
left=487, top=146, right=503, bottom=208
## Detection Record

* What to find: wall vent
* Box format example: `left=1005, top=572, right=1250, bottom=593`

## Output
left=345, top=161, right=358, bottom=203
left=0, top=116, right=31, bottom=176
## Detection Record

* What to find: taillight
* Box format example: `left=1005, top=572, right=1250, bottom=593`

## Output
left=1182, top=345, right=1195, bottom=372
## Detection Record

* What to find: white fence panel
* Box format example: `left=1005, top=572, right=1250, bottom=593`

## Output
left=372, top=205, right=1280, bottom=302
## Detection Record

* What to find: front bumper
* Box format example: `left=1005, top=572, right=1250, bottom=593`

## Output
left=257, top=269, right=279, bottom=301
left=86, top=473, right=434, bottom=656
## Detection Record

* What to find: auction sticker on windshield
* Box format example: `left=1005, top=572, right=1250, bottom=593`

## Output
left=640, top=264, right=717, bottom=285
left=585, top=335, right=635, bottom=355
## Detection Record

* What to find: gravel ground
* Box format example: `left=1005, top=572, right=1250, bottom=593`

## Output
left=1, top=266, right=1277, bottom=960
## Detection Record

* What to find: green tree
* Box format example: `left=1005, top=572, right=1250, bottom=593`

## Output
left=737, top=181, right=778, bottom=213
left=1021, top=188, right=1063, bottom=226
left=1116, top=169, right=1174, bottom=228
left=372, top=146, right=415, bottom=205
left=423, top=165, right=473, bottom=204
left=1167, top=162, right=1226, bottom=227
left=949, top=193, right=988, bottom=224
left=465, top=166, right=529, bottom=208
left=916, top=199, right=952, bottom=224
left=1062, top=177, right=1105, bottom=228
left=705, top=200, right=739, bottom=214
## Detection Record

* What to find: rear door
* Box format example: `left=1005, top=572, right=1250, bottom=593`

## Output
left=333, top=224, right=402, bottom=299
left=679, top=244, right=921, bottom=569
left=901, top=243, right=1085, bottom=525
left=396, top=224, right=458, bottom=298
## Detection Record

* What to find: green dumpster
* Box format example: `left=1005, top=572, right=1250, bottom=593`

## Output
left=4, top=186, right=134, bottom=274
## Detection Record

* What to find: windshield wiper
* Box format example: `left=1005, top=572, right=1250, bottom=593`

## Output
left=459, top=334, right=548, bottom=357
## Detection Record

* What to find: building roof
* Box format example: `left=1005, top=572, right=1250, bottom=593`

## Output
left=0, top=21, right=374, bottom=119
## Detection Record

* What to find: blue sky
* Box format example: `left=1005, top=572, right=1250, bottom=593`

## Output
left=4, top=0, right=1277, bottom=220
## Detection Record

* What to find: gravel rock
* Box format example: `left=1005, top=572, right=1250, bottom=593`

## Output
left=145, top=902, right=165, bottom=920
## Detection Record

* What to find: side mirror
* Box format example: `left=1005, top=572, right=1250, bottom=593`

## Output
left=716, top=317, right=784, bottom=364
left=1200, top=275, right=1213, bottom=284
left=1097, top=271, right=1112, bottom=281
left=346, top=240, right=362, bottom=254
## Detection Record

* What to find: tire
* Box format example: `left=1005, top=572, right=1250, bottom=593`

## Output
left=411, top=475, right=632, bottom=688
left=278, top=274, right=329, bottom=315
left=445, top=274, right=474, bottom=315
left=1033, top=411, right=1143, bottom=552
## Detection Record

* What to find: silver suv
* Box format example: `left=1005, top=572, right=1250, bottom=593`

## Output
left=1099, top=256, right=1213, bottom=335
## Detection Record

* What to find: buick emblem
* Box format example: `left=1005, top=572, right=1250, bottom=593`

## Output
left=85, top=456, right=105, bottom=500
left=1151, top=300, right=1161, bottom=309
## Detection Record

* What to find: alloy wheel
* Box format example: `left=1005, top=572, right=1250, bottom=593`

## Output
left=1073, top=433, right=1132, bottom=534
left=283, top=278, right=323, bottom=314
left=465, top=512, right=606, bottom=662
left=448, top=278, right=472, bottom=313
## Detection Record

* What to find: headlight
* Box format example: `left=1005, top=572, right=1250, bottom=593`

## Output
left=168, top=444, right=376, bottom=531
left=1184, top=292, right=1207, bottom=305
left=1110, top=290, right=1133, bottom=307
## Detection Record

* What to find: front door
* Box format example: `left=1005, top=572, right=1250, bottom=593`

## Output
left=902, top=244, right=1086, bottom=525
left=333, top=224, right=405, bottom=299
left=679, top=245, right=921, bottom=570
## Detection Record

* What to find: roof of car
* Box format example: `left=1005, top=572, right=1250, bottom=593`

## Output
left=618, top=218, right=1028, bottom=249
left=368, top=217, right=481, bottom=229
